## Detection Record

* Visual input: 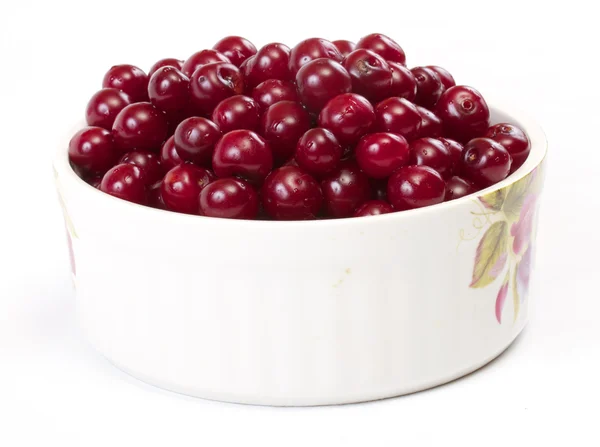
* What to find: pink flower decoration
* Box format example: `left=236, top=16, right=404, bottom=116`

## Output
left=511, top=193, right=537, bottom=255
left=516, top=245, right=532, bottom=302
left=495, top=278, right=509, bottom=323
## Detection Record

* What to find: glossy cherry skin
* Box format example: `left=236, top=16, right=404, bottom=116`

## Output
left=484, top=123, right=530, bottom=171
left=438, top=137, right=464, bottom=167
left=370, top=178, right=388, bottom=201
left=332, top=40, right=356, bottom=57
left=100, top=163, right=147, bottom=204
left=320, top=160, right=371, bottom=218
left=173, top=117, right=222, bottom=166
left=148, top=66, right=190, bottom=114
left=85, top=88, right=132, bottom=129
left=356, top=33, right=406, bottom=65
left=354, top=200, right=394, bottom=217
left=199, top=178, right=258, bottom=219
left=388, top=62, right=417, bottom=101
left=460, top=138, right=512, bottom=187
left=69, top=127, right=118, bottom=175
left=356, top=132, right=410, bottom=178
left=295, top=128, right=342, bottom=176
left=289, top=38, right=343, bottom=76
left=410, top=66, right=444, bottom=109
left=189, top=62, right=244, bottom=115
left=112, top=102, right=168, bottom=152
left=260, top=101, right=311, bottom=163
left=445, top=175, right=477, bottom=201
left=119, top=150, right=164, bottom=186
left=251, top=79, right=298, bottom=111
left=148, top=58, right=184, bottom=77
left=212, top=129, right=273, bottom=184
left=318, top=93, right=375, bottom=147
left=160, top=136, right=183, bottom=171
left=387, top=165, right=445, bottom=210
left=415, top=106, right=443, bottom=138
left=296, top=58, right=352, bottom=112
left=374, top=97, right=421, bottom=141
left=102, top=64, right=149, bottom=102
left=147, top=182, right=166, bottom=209
left=241, top=43, right=292, bottom=89
left=211, top=95, right=261, bottom=132
left=409, top=137, right=453, bottom=179
left=213, top=36, right=257, bottom=67
left=181, top=49, right=230, bottom=77
left=343, top=49, right=393, bottom=103
left=436, top=85, right=490, bottom=143
left=161, top=164, right=213, bottom=214
left=261, top=166, right=323, bottom=220
left=427, top=66, right=455, bottom=90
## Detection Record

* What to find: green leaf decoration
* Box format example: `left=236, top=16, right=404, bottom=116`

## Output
left=512, top=265, right=520, bottom=322
left=479, top=189, right=506, bottom=211
left=502, top=175, right=532, bottom=221
left=470, top=220, right=508, bottom=288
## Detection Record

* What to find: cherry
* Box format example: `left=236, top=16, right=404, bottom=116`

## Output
left=387, top=165, right=445, bottom=210
left=173, top=117, right=222, bottom=166
left=260, top=101, right=311, bottom=163
left=212, top=129, right=273, bottom=184
left=189, top=62, right=244, bottom=115
left=415, top=106, right=443, bottom=138
left=409, top=137, right=453, bottom=179
left=411, top=66, right=444, bottom=109
left=460, top=137, right=512, bottom=187
left=438, top=137, right=464, bottom=167
left=356, top=33, right=406, bottom=65
left=426, top=66, right=455, bottom=90
left=289, top=38, right=343, bottom=76
left=484, top=123, right=531, bottom=171
left=148, top=58, right=184, bottom=77
left=147, top=182, right=166, bottom=209
left=213, top=36, right=257, bottom=67
left=161, top=164, right=213, bottom=214
left=252, top=79, right=298, bottom=111
left=241, top=43, right=292, bottom=89
left=85, top=88, right=132, bottom=130
left=102, top=64, right=149, bottom=102
left=148, top=66, right=190, bottom=114
left=181, top=49, right=230, bottom=77
left=356, top=132, right=410, bottom=178
left=160, top=136, right=183, bottom=171
left=445, top=176, right=477, bottom=201
left=200, top=177, right=258, bottom=219
left=296, top=58, right=352, bottom=112
left=332, top=40, right=356, bottom=57
left=354, top=200, right=394, bottom=217
left=321, top=160, right=371, bottom=217
left=69, top=127, right=118, bottom=175
left=112, top=102, right=168, bottom=152
left=318, top=93, right=375, bottom=147
left=374, top=97, right=421, bottom=140
left=388, top=61, right=417, bottom=101
left=295, top=128, right=343, bottom=176
left=343, top=49, right=393, bottom=103
left=100, top=163, right=147, bottom=204
left=212, top=95, right=261, bottom=132
left=370, top=178, right=388, bottom=201
left=261, top=166, right=323, bottom=220
left=436, top=85, right=490, bottom=143
left=86, top=175, right=103, bottom=189
left=119, top=150, right=164, bottom=186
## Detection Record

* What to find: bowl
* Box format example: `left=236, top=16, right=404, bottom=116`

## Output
left=53, top=97, right=547, bottom=406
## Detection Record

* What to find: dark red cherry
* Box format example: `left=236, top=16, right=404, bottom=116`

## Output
left=370, top=178, right=388, bottom=201
left=213, top=36, right=257, bottom=67
left=374, top=97, right=421, bottom=140
left=332, top=40, right=356, bottom=57
left=388, top=61, right=417, bottom=101
left=119, top=150, right=164, bottom=186
left=112, top=102, right=168, bottom=152
left=160, top=136, right=183, bottom=171
left=86, top=175, right=103, bottom=189
left=296, top=58, right=352, bottom=112
left=189, top=62, right=244, bottom=115
left=212, top=129, right=273, bottom=184
left=411, top=66, right=444, bottom=109
left=241, top=43, right=292, bottom=89
left=289, top=38, right=343, bottom=76
left=320, top=160, right=371, bottom=218
left=261, top=166, right=323, bottom=220
left=354, top=200, right=394, bottom=217
left=438, top=137, right=464, bottom=167
left=160, top=164, right=213, bottom=214
left=148, top=66, right=190, bottom=114
left=173, top=116, right=222, bottom=166
left=410, top=137, right=453, bottom=179
left=69, top=126, right=118, bottom=175
left=445, top=176, right=477, bottom=201
left=260, top=101, right=311, bottom=163
left=356, top=132, right=410, bottom=178
left=181, top=49, right=230, bottom=77
left=212, top=95, right=261, bottom=132
left=102, top=64, right=149, bottom=102
left=415, top=106, right=443, bottom=138
left=147, top=182, right=166, bottom=209
left=436, top=85, right=490, bottom=143
left=252, top=79, right=298, bottom=111
left=200, top=178, right=258, bottom=219
left=484, top=123, right=530, bottom=171
left=85, top=88, right=132, bottom=129
left=100, top=163, right=147, bottom=204
left=356, top=33, right=406, bottom=65
left=426, top=66, right=455, bottom=90
left=460, top=138, right=512, bottom=187
left=295, top=128, right=342, bottom=176
left=318, top=93, right=375, bottom=147
left=148, top=58, right=184, bottom=77
left=343, top=49, right=393, bottom=103
left=387, top=165, right=445, bottom=210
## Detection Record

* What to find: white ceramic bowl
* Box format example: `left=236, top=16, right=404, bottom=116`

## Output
left=54, top=98, right=547, bottom=406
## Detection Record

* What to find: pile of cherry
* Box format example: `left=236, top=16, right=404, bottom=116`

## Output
left=69, top=34, right=531, bottom=220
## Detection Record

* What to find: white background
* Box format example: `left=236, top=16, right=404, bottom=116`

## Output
left=1, top=0, right=599, bottom=445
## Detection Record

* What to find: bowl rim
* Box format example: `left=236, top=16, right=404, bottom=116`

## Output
left=54, top=96, right=547, bottom=228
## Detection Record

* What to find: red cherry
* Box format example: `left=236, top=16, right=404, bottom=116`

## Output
left=260, top=101, right=311, bottom=163
left=181, top=49, right=230, bottom=77
left=332, top=40, right=356, bottom=57
left=343, top=49, right=393, bottom=103
left=387, top=165, right=445, bottom=210
left=160, top=136, right=183, bottom=171
left=112, top=102, right=168, bottom=152
left=409, top=137, right=453, bottom=179
left=148, top=66, right=190, bottom=114
left=148, top=58, right=184, bottom=77
left=212, top=95, right=261, bottom=132
left=85, top=88, right=132, bottom=130
left=438, top=137, right=464, bottom=166
left=161, top=164, right=213, bottom=214
left=318, top=93, right=375, bottom=147
left=321, top=160, right=371, bottom=218
left=199, top=178, right=258, bottom=219
left=147, top=182, right=166, bottom=209
left=460, top=138, right=512, bottom=187
left=356, top=132, right=410, bottom=178
left=374, top=97, right=421, bottom=140
left=411, top=66, right=444, bottom=109
left=173, top=117, right=222, bottom=166
left=241, top=43, right=292, bottom=89
left=445, top=176, right=477, bottom=201
left=426, top=66, right=455, bottom=90
left=356, top=33, right=406, bottom=65
left=100, top=163, right=147, bottom=204
left=436, top=85, right=490, bottom=143
left=415, top=106, right=443, bottom=138
left=212, top=129, right=273, bottom=184
left=252, top=79, right=298, bottom=111
left=289, top=38, right=343, bottom=76
left=295, top=128, right=343, bottom=176
left=354, top=200, right=394, bottom=217
left=102, top=64, right=149, bottom=102
left=69, top=126, right=118, bottom=175
left=119, top=150, right=164, bottom=186
left=484, top=123, right=531, bottom=171
left=213, top=36, right=257, bottom=67
left=189, top=62, right=244, bottom=115
left=388, top=61, right=417, bottom=101
left=296, top=58, right=352, bottom=112
left=86, top=175, right=103, bottom=189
